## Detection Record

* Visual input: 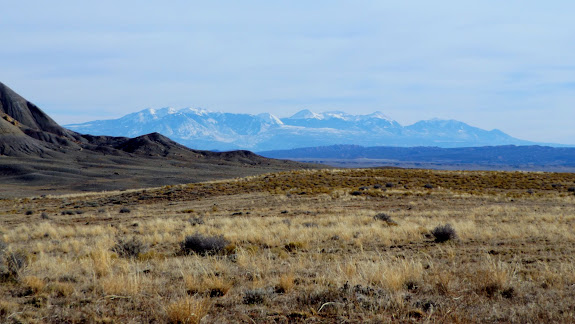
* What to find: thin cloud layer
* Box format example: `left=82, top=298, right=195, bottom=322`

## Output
left=1, top=1, right=574, bottom=144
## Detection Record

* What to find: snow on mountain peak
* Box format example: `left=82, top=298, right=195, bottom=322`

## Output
left=257, top=113, right=284, bottom=125
left=145, top=107, right=177, bottom=119
left=182, top=107, right=210, bottom=115
left=323, top=111, right=353, bottom=120
left=366, top=111, right=393, bottom=121
left=289, top=109, right=323, bottom=120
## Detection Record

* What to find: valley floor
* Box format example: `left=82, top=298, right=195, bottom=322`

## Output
left=1, top=168, right=575, bottom=323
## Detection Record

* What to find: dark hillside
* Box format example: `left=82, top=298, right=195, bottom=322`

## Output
left=0, top=82, right=317, bottom=197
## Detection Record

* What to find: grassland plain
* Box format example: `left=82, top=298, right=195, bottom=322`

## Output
left=1, top=168, right=575, bottom=323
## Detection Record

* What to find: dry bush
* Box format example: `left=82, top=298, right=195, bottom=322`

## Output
left=112, top=237, right=148, bottom=258
left=373, top=213, right=398, bottom=226
left=180, top=234, right=229, bottom=256
left=1, top=250, right=29, bottom=280
left=431, top=224, right=457, bottom=242
left=243, top=288, right=268, bottom=305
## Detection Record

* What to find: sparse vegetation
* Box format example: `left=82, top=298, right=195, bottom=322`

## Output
left=0, top=168, right=574, bottom=322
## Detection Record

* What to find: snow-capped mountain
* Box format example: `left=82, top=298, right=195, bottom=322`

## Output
left=65, top=108, right=535, bottom=151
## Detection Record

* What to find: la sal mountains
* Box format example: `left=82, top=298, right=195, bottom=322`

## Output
left=64, top=103, right=575, bottom=172
left=66, top=107, right=538, bottom=152
left=0, top=82, right=313, bottom=197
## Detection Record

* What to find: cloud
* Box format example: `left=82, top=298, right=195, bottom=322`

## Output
left=1, top=1, right=574, bottom=144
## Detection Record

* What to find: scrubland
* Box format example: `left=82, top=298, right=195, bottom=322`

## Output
left=1, top=168, right=575, bottom=323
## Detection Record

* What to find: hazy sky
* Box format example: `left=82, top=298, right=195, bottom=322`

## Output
left=2, top=1, right=575, bottom=144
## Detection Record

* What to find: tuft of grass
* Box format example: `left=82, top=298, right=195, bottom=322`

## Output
left=166, top=297, right=210, bottom=324
left=431, top=224, right=457, bottom=243
left=21, top=275, right=46, bottom=294
left=180, top=234, right=229, bottom=256
left=276, top=272, right=295, bottom=293
left=185, top=275, right=233, bottom=298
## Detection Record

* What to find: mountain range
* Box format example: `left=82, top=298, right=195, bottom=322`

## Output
left=65, top=108, right=537, bottom=152
left=0, top=82, right=311, bottom=197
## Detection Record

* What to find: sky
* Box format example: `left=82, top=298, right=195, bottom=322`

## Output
left=2, top=1, right=575, bottom=144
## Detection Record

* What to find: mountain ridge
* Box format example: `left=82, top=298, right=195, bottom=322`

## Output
left=258, top=144, right=575, bottom=172
left=0, top=82, right=315, bottom=197
left=65, top=107, right=541, bottom=151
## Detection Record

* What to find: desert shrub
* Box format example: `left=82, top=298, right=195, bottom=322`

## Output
left=243, top=289, right=267, bottom=305
left=41, top=212, right=50, bottom=220
left=350, top=191, right=362, bottom=196
left=374, top=213, right=392, bottom=222
left=424, top=184, right=434, bottom=189
left=1, top=250, right=29, bottom=281
left=119, top=207, right=131, bottom=213
left=431, top=224, right=457, bottom=243
left=568, top=187, right=575, bottom=192
left=285, top=241, right=306, bottom=252
left=181, top=234, right=229, bottom=256
left=61, top=210, right=84, bottom=215
left=188, top=217, right=205, bottom=226
left=112, top=237, right=148, bottom=258
left=25, top=210, right=33, bottom=215
left=374, top=213, right=398, bottom=226
left=385, top=182, right=395, bottom=188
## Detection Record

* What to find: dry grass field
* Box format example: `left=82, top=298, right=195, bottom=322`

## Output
left=1, top=168, right=575, bottom=323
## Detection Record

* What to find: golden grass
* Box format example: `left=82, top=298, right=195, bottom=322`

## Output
left=0, top=168, right=575, bottom=322
left=166, top=297, right=210, bottom=324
